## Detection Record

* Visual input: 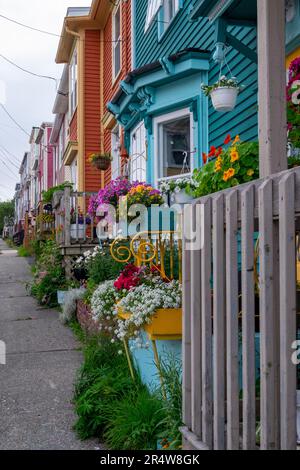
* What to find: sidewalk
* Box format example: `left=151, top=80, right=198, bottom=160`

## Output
left=0, top=239, right=103, bottom=450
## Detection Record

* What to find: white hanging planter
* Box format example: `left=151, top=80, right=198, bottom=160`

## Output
left=210, top=86, right=239, bottom=113
left=70, top=224, right=85, bottom=239
left=173, top=189, right=194, bottom=205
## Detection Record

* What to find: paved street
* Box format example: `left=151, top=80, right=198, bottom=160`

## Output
left=0, top=239, right=102, bottom=450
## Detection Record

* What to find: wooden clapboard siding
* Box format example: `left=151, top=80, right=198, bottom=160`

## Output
left=84, top=30, right=101, bottom=192
left=69, top=109, right=78, bottom=142
left=135, top=0, right=258, bottom=147
left=182, top=166, right=299, bottom=450
left=102, top=1, right=131, bottom=187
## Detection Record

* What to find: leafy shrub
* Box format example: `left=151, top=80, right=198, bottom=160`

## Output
left=73, top=335, right=138, bottom=440
left=104, top=390, right=165, bottom=450
left=86, top=248, right=123, bottom=285
left=189, top=138, right=259, bottom=199
left=42, top=181, right=73, bottom=203
left=29, top=240, right=68, bottom=307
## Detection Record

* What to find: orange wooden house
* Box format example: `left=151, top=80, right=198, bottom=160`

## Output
left=54, top=0, right=132, bottom=195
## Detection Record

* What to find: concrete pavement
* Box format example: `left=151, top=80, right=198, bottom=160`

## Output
left=0, top=239, right=103, bottom=450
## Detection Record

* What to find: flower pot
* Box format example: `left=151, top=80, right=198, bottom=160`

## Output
left=173, top=189, right=194, bottom=204
left=210, top=86, right=238, bottom=113
left=118, top=307, right=182, bottom=340
left=93, top=158, right=111, bottom=171
left=70, top=224, right=85, bottom=239
left=57, top=290, right=66, bottom=305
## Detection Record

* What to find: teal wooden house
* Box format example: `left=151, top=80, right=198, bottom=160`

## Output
left=107, top=0, right=300, bottom=388
left=108, top=0, right=300, bottom=187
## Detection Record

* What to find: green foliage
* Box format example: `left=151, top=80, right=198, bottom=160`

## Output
left=157, top=356, right=182, bottom=449
left=86, top=248, right=123, bottom=285
left=42, top=181, right=73, bottom=203
left=0, top=200, right=14, bottom=233
left=73, top=335, right=139, bottom=440
left=18, top=246, right=31, bottom=257
left=72, top=332, right=183, bottom=450
left=189, top=141, right=259, bottom=199
left=104, top=390, right=165, bottom=450
left=29, top=240, right=68, bottom=307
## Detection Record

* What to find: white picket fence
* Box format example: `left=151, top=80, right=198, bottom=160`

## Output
left=182, top=167, right=300, bottom=450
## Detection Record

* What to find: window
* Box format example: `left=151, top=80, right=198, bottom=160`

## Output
left=130, top=122, right=147, bottom=182
left=70, top=49, right=78, bottom=117
left=111, top=125, right=120, bottom=178
left=112, top=5, right=121, bottom=80
left=154, top=109, right=193, bottom=183
left=145, top=0, right=163, bottom=32
left=159, top=0, right=180, bottom=36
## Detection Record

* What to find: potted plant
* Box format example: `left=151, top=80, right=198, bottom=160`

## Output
left=88, top=152, right=113, bottom=171
left=159, top=177, right=196, bottom=204
left=201, top=75, right=241, bottom=113
left=70, top=209, right=91, bottom=239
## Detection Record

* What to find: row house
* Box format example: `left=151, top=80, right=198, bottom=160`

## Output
left=52, top=0, right=132, bottom=194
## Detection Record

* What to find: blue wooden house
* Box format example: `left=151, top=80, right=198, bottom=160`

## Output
left=108, top=0, right=300, bottom=187
left=106, top=0, right=300, bottom=389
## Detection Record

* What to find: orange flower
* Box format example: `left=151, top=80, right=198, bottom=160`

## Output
left=230, top=148, right=239, bottom=163
left=224, top=134, right=231, bottom=145
left=232, top=135, right=240, bottom=145
left=202, top=152, right=208, bottom=164
left=223, top=168, right=235, bottom=182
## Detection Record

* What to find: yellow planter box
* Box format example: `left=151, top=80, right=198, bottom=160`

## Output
left=118, top=307, right=182, bottom=341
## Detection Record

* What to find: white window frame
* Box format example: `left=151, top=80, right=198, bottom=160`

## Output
left=153, top=107, right=194, bottom=187
left=112, top=3, right=122, bottom=82
left=69, top=48, right=78, bottom=118
left=144, top=0, right=163, bottom=32
left=130, top=121, right=147, bottom=182
left=159, top=0, right=180, bottom=37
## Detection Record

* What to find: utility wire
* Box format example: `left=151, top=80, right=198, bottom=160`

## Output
left=0, top=157, right=18, bottom=178
left=0, top=53, right=58, bottom=83
left=0, top=12, right=61, bottom=37
left=0, top=103, right=30, bottom=138
left=0, top=148, right=20, bottom=171
left=0, top=13, right=127, bottom=43
left=0, top=144, right=21, bottom=165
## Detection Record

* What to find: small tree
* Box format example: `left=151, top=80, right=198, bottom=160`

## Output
left=0, top=200, right=14, bottom=233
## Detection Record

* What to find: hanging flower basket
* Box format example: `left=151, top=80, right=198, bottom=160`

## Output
left=201, top=76, right=242, bottom=113
left=210, top=86, right=239, bottom=113
left=88, top=153, right=113, bottom=171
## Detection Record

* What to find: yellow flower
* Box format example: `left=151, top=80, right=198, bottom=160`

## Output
left=230, top=150, right=239, bottom=163
left=215, top=161, right=222, bottom=172
left=223, top=168, right=235, bottom=182
left=247, top=169, right=254, bottom=177
left=232, top=135, right=240, bottom=145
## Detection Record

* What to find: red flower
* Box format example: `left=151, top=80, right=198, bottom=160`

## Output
left=224, top=134, right=231, bottom=145
left=215, top=147, right=223, bottom=157
left=202, top=152, right=208, bottom=164
left=208, top=146, right=216, bottom=157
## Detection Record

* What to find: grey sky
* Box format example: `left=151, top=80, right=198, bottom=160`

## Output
left=0, top=0, right=92, bottom=201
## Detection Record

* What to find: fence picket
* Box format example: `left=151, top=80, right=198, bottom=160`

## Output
left=226, top=190, right=240, bottom=450
left=212, top=194, right=226, bottom=450
left=191, top=201, right=202, bottom=438
left=241, top=185, right=256, bottom=449
left=259, top=179, right=279, bottom=450
left=279, top=173, right=297, bottom=450
left=182, top=211, right=192, bottom=430
left=201, top=198, right=213, bottom=448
